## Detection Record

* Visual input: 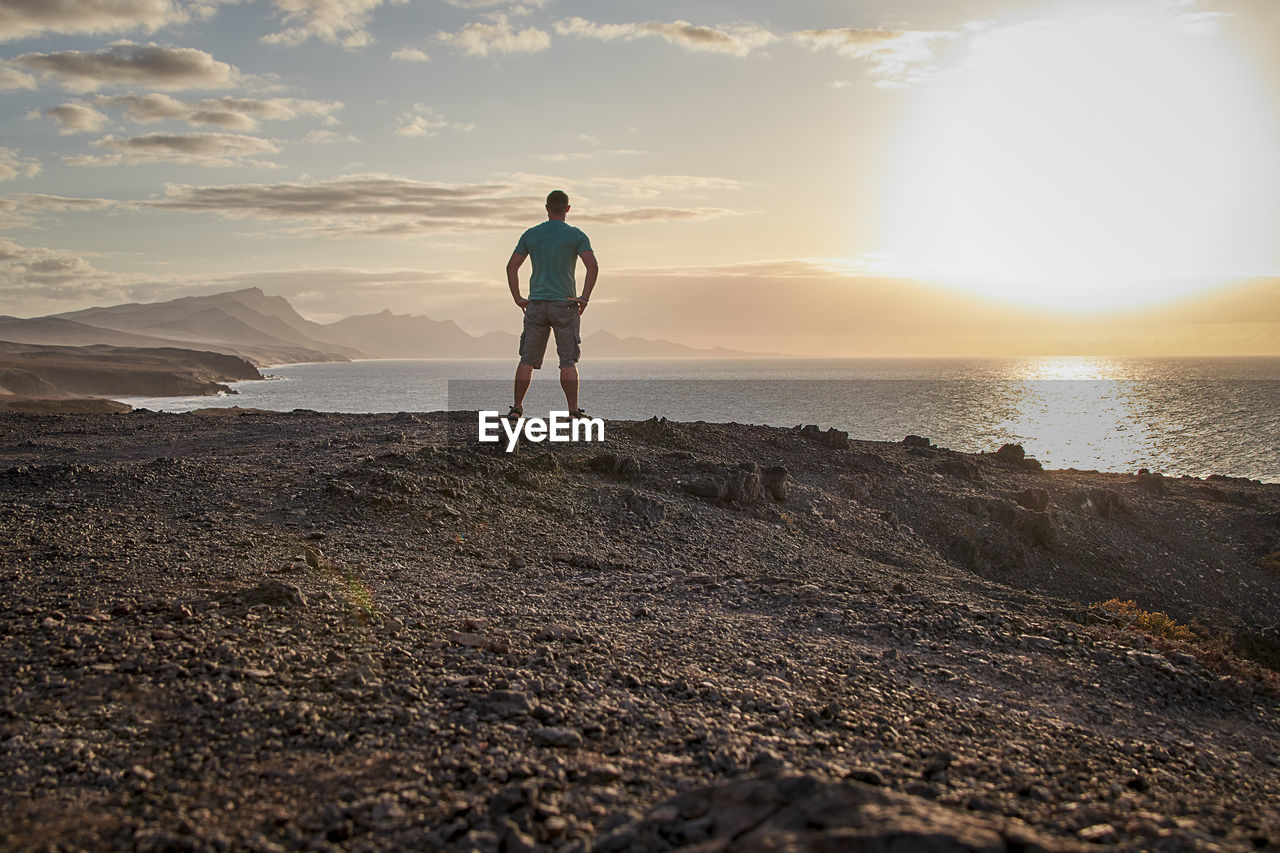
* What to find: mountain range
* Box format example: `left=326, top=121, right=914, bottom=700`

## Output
left=0, top=288, right=751, bottom=367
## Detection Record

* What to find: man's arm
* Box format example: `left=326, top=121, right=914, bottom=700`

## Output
left=507, top=251, right=528, bottom=310
left=576, top=250, right=598, bottom=315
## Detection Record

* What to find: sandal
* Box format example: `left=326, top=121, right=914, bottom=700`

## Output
left=568, top=408, right=589, bottom=419
left=505, top=405, right=523, bottom=418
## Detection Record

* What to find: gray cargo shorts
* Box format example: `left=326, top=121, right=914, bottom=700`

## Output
left=519, top=300, right=581, bottom=369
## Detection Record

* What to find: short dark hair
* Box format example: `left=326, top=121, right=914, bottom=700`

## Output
left=546, top=190, right=569, bottom=213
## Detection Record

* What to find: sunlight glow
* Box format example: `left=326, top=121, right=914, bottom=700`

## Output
left=885, top=4, right=1280, bottom=311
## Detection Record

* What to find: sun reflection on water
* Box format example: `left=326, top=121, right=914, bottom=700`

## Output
left=1000, top=358, right=1152, bottom=472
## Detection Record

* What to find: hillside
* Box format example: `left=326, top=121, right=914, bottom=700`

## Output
left=1, top=412, right=1277, bottom=851
left=0, top=342, right=262, bottom=401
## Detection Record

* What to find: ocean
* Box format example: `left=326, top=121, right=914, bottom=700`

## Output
left=115, top=356, right=1280, bottom=483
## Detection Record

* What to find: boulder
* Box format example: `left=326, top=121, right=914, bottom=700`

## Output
left=995, top=443, right=1026, bottom=464
left=761, top=465, right=789, bottom=501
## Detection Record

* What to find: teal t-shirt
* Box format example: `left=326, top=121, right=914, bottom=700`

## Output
left=515, top=220, right=593, bottom=301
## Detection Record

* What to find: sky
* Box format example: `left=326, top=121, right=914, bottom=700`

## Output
left=1, top=0, right=1278, bottom=355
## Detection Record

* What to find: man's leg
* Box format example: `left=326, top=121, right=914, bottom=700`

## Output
left=513, top=363, right=533, bottom=412
left=559, top=366, right=578, bottom=412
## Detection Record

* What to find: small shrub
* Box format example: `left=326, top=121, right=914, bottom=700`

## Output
left=1089, top=598, right=1195, bottom=642
left=1259, top=551, right=1280, bottom=572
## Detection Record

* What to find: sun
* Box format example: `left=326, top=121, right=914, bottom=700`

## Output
left=884, top=3, right=1280, bottom=311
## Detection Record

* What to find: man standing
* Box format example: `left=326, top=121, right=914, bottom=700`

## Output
left=506, top=189, right=598, bottom=419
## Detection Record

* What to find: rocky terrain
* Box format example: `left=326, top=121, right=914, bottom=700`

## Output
left=1, top=410, right=1278, bottom=852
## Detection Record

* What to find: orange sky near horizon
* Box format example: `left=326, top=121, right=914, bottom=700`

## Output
left=1, top=0, right=1278, bottom=356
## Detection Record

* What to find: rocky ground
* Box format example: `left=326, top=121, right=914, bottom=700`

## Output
left=1, top=410, right=1278, bottom=852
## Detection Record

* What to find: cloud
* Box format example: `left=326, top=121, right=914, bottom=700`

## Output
left=0, top=147, right=42, bottom=181
left=393, top=104, right=474, bottom=137
left=12, top=42, right=240, bottom=92
left=792, top=27, right=960, bottom=87
left=506, top=172, right=743, bottom=199
left=67, top=132, right=281, bottom=167
left=554, top=17, right=776, bottom=57
left=1, top=193, right=116, bottom=212
left=436, top=15, right=550, bottom=57
left=146, top=174, right=734, bottom=236
left=390, top=46, right=429, bottom=62
left=30, top=102, right=111, bottom=134
left=0, top=0, right=183, bottom=42
left=92, top=92, right=342, bottom=129
left=261, top=0, right=409, bottom=49
left=442, top=0, right=549, bottom=10
left=0, top=237, right=138, bottom=304
left=301, top=128, right=357, bottom=143
left=0, top=65, right=37, bottom=90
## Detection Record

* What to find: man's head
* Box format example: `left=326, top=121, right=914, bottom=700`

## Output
left=546, top=189, right=570, bottom=216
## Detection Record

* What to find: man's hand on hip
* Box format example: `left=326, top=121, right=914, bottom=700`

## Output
left=570, top=296, right=588, bottom=316
left=514, top=296, right=529, bottom=311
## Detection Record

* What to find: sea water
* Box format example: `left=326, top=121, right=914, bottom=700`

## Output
left=115, top=356, right=1280, bottom=482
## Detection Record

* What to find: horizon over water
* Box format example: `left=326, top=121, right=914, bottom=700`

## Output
left=116, top=356, right=1280, bottom=483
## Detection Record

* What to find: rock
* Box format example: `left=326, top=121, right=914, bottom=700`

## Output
left=845, top=768, right=885, bottom=786
left=939, top=457, right=982, bottom=482
left=761, top=465, right=789, bottom=501
left=498, top=818, right=539, bottom=853
left=820, top=428, right=849, bottom=449
left=1078, top=823, right=1118, bottom=844
left=480, top=690, right=535, bottom=718
left=238, top=580, right=307, bottom=608
left=586, top=763, right=623, bottom=784
left=684, top=475, right=728, bottom=500
left=1136, top=471, right=1168, bottom=495
left=589, top=454, right=641, bottom=479
left=448, top=631, right=488, bottom=648
left=995, top=443, right=1026, bottom=464
left=902, top=435, right=932, bottom=448
left=725, top=470, right=764, bottom=503
left=622, top=490, right=665, bottom=521
left=1086, top=489, right=1132, bottom=519
left=533, top=727, right=582, bottom=748
left=1015, top=488, right=1050, bottom=512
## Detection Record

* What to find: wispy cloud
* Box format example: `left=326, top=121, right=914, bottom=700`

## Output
left=12, top=42, right=240, bottom=93
left=261, top=0, right=410, bottom=49
left=393, top=104, right=474, bottom=137
left=0, top=0, right=184, bottom=42
left=792, top=27, right=960, bottom=88
left=67, top=132, right=281, bottom=167
left=0, top=147, right=42, bottom=181
left=90, top=93, right=341, bottom=130
left=555, top=17, right=776, bottom=57
left=147, top=174, right=734, bottom=236
left=435, top=15, right=550, bottom=57
left=29, top=102, right=111, bottom=134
